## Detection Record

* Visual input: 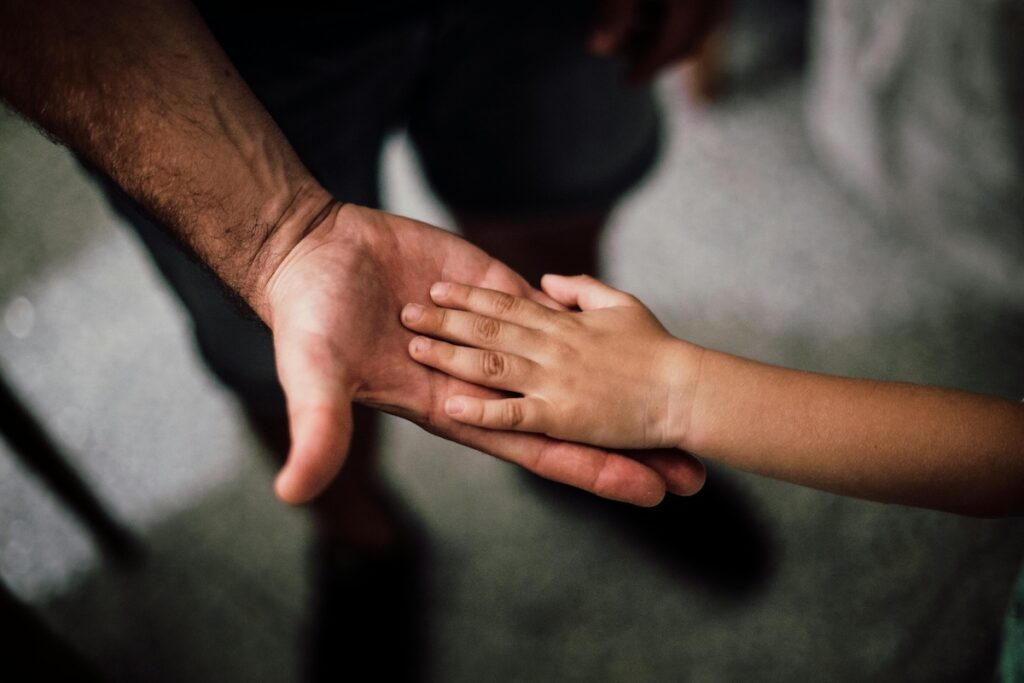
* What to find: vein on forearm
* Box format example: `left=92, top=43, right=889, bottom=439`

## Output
left=0, top=0, right=326, bottom=310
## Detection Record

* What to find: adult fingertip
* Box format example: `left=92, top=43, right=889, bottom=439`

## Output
left=620, top=478, right=666, bottom=507
left=273, top=463, right=314, bottom=506
left=668, top=461, right=707, bottom=497
left=607, top=464, right=667, bottom=507
left=637, top=484, right=667, bottom=508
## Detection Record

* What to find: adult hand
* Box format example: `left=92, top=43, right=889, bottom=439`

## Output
left=590, top=0, right=723, bottom=83
left=401, top=276, right=701, bottom=450
left=263, top=203, right=707, bottom=506
left=0, top=1, right=703, bottom=508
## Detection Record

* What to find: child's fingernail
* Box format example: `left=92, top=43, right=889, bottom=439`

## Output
left=445, top=397, right=464, bottom=415
left=402, top=303, right=424, bottom=323
left=411, top=336, right=430, bottom=354
left=430, top=282, right=450, bottom=299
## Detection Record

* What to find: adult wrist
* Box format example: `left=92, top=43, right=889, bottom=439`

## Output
left=239, top=181, right=339, bottom=322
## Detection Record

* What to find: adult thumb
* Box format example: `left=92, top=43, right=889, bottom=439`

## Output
left=274, top=400, right=353, bottom=505
left=271, top=330, right=355, bottom=505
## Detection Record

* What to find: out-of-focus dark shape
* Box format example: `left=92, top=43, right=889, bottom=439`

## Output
left=590, top=0, right=725, bottom=84
left=0, top=364, right=142, bottom=681
left=244, top=405, right=431, bottom=683
left=529, top=465, right=775, bottom=598
left=680, top=0, right=811, bottom=103
left=1, top=578, right=106, bottom=682
left=0, top=366, right=141, bottom=565
left=306, top=520, right=431, bottom=683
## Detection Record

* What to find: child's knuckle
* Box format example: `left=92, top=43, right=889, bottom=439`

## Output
left=549, top=339, right=575, bottom=361
left=473, top=315, right=501, bottom=342
left=503, top=401, right=525, bottom=427
left=491, top=292, right=518, bottom=316
left=481, top=351, right=507, bottom=378
left=436, top=308, right=451, bottom=331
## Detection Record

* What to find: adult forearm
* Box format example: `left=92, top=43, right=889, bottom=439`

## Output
left=680, top=347, right=1024, bottom=516
left=0, top=0, right=331, bottom=318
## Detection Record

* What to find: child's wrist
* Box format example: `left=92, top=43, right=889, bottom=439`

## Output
left=662, top=338, right=707, bottom=452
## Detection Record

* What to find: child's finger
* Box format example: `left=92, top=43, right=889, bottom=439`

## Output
left=444, top=395, right=548, bottom=433
left=401, top=303, right=538, bottom=353
left=408, top=335, right=536, bottom=392
left=429, top=282, right=557, bottom=329
left=540, top=274, right=637, bottom=311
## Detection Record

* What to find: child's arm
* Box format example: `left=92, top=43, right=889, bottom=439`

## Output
left=401, top=275, right=1024, bottom=517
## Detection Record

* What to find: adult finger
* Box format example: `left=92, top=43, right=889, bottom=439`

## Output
left=630, top=449, right=707, bottom=496
left=408, top=335, right=536, bottom=393
left=540, top=273, right=638, bottom=311
left=421, top=411, right=668, bottom=507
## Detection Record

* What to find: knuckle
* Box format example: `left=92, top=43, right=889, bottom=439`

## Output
left=549, top=339, right=575, bottom=361
left=491, top=292, right=518, bottom=316
left=502, top=401, right=525, bottom=428
left=550, top=312, right=578, bottom=332
left=481, top=351, right=507, bottom=378
left=472, top=315, right=501, bottom=342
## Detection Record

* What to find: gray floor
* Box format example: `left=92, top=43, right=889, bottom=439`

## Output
left=1, top=71, right=1022, bottom=681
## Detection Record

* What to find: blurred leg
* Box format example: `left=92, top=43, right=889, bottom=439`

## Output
left=409, top=4, right=661, bottom=231
left=411, top=3, right=772, bottom=595
left=410, top=2, right=659, bottom=286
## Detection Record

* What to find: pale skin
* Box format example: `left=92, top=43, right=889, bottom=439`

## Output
left=0, top=0, right=710, bottom=509
left=402, top=275, right=1024, bottom=518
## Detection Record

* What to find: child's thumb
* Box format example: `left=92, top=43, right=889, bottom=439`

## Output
left=540, top=273, right=636, bottom=310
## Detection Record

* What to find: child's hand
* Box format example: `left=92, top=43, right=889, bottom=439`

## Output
left=400, top=274, right=705, bottom=450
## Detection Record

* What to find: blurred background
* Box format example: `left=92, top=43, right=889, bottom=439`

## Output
left=1, top=0, right=1023, bottom=681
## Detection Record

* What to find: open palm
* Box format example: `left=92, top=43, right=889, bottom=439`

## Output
left=265, top=204, right=705, bottom=505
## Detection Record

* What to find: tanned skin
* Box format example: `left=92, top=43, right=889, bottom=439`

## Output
left=0, top=0, right=708, bottom=506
